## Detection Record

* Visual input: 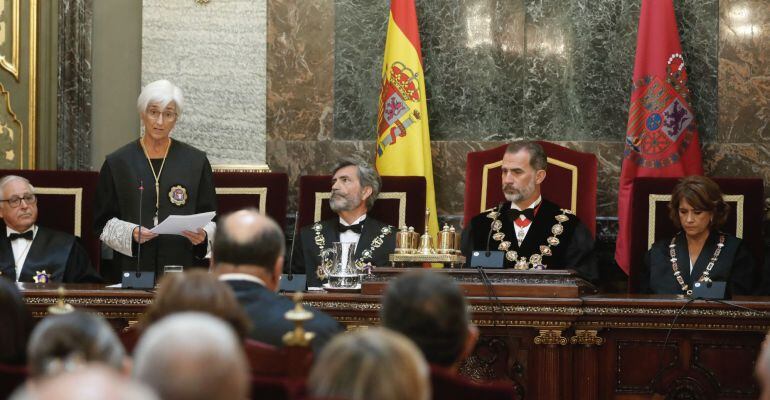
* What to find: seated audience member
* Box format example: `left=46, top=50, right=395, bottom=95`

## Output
left=10, top=365, right=159, bottom=400
left=290, top=158, right=396, bottom=287
left=140, top=270, right=250, bottom=339
left=133, top=312, right=250, bottom=400
left=757, top=333, right=770, bottom=400
left=460, top=141, right=597, bottom=280
left=26, top=311, right=127, bottom=378
left=0, top=278, right=33, bottom=365
left=212, top=209, right=343, bottom=353
left=642, top=176, right=754, bottom=295
left=0, top=175, right=100, bottom=283
left=382, top=271, right=518, bottom=400
left=308, top=328, right=430, bottom=400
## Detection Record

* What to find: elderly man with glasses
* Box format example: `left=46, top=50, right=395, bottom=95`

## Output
left=0, top=175, right=100, bottom=283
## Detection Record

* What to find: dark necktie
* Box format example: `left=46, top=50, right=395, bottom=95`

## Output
left=8, top=230, right=33, bottom=241
left=337, top=222, right=363, bottom=234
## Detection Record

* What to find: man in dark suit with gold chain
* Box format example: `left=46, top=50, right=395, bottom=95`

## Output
left=461, top=141, right=597, bottom=281
left=290, top=158, right=396, bottom=288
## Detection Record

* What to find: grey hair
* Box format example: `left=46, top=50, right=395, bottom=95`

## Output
left=133, top=312, right=250, bottom=400
left=136, top=79, right=184, bottom=117
left=505, top=140, right=548, bottom=171
left=0, top=175, right=33, bottom=200
left=333, top=158, right=382, bottom=210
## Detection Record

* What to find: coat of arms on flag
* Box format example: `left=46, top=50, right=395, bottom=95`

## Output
left=376, top=61, right=422, bottom=157
left=624, top=54, right=697, bottom=170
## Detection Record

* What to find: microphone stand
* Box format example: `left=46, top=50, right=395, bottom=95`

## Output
left=122, top=180, right=155, bottom=289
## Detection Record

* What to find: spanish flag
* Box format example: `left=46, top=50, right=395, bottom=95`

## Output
left=375, top=0, right=439, bottom=243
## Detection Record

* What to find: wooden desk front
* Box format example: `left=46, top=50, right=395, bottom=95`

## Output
left=20, top=284, right=770, bottom=399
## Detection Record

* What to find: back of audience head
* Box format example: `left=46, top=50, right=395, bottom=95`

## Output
left=0, top=278, right=33, bottom=365
left=211, top=209, right=285, bottom=291
left=142, top=270, right=250, bottom=339
left=308, top=328, right=430, bottom=400
left=27, top=310, right=126, bottom=378
left=133, top=312, right=250, bottom=400
left=11, top=365, right=158, bottom=400
left=382, top=270, right=478, bottom=369
left=757, top=332, right=770, bottom=400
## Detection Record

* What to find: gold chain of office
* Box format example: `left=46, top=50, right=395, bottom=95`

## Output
left=487, top=208, right=572, bottom=269
left=668, top=233, right=725, bottom=296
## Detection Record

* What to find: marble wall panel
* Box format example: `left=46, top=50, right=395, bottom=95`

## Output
left=58, top=0, right=93, bottom=170
left=333, top=0, right=525, bottom=141
left=267, top=0, right=334, bottom=141
left=718, top=0, right=770, bottom=142
left=142, top=0, right=266, bottom=165
left=675, top=0, right=719, bottom=141
left=332, top=0, right=387, bottom=139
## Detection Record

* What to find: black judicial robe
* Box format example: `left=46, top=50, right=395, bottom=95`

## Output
left=0, top=226, right=101, bottom=283
left=94, top=139, right=216, bottom=275
left=461, top=199, right=598, bottom=281
left=641, top=231, right=755, bottom=296
left=289, top=217, right=396, bottom=288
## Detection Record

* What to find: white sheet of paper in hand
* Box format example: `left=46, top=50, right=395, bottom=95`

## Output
left=150, top=211, right=216, bottom=235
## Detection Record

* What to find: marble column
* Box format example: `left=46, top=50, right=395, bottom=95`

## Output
left=58, top=0, right=93, bottom=170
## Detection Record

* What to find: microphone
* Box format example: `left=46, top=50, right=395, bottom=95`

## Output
left=470, top=202, right=505, bottom=269
left=485, top=202, right=505, bottom=256
left=280, top=212, right=306, bottom=292
left=288, top=211, right=299, bottom=280
left=136, top=180, right=143, bottom=274
left=122, top=180, right=155, bottom=289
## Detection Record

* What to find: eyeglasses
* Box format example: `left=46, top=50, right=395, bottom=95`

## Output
left=0, top=194, right=36, bottom=208
left=146, top=109, right=178, bottom=122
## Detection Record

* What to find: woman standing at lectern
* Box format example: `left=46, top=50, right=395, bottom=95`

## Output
left=94, top=80, right=217, bottom=278
left=642, top=175, right=754, bottom=296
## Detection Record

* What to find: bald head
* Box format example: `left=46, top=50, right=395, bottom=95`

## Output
left=212, top=209, right=285, bottom=274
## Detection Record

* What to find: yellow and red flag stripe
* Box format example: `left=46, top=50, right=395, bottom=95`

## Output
left=375, top=0, right=439, bottom=245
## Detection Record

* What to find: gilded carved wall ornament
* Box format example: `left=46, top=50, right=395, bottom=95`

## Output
left=569, top=329, right=604, bottom=346
left=534, top=329, right=567, bottom=346
left=0, top=82, right=22, bottom=165
left=0, top=0, right=19, bottom=80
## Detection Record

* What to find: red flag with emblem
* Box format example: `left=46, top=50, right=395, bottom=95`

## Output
left=615, top=0, right=704, bottom=275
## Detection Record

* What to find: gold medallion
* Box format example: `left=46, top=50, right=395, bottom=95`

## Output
left=551, top=224, right=564, bottom=235
left=498, top=241, right=511, bottom=251
left=540, top=245, right=552, bottom=256
left=33, top=270, right=51, bottom=283
left=505, top=251, right=518, bottom=262
left=547, top=236, right=560, bottom=246
left=168, top=185, right=188, bottom=206
left=555, top=214, right=569, bottom=223
left=529, top=254, right=543, bottom=265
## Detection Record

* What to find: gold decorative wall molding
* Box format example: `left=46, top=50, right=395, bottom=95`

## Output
left=27, top=0, right=36, bottom=168
left=534, top=329, right=567, bottom=346
left=0, top=82, right=22, bottom=164
left=570, top=329, right=604, bottom=346
left=215, top=187, right=268, bottom=214
left=0, top=0, right=19, bottom=80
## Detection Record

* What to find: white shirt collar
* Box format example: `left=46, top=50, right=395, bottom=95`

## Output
left=6, top=225, right=37, bottom=238
left=339, top=213, right=367, bottom=226
left=511, top=196, right=542, bottom=211
left=218, top=272, right=266, bottom=287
